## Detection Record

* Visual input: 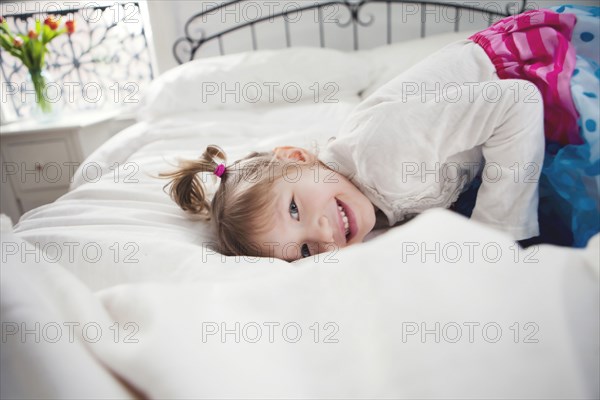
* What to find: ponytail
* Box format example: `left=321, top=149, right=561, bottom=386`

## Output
left=159, top=145, right=227, bottom=219
left=160, top=145, right=307, bottom=257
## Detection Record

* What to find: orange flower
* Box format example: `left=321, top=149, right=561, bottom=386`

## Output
left=0, top=16, right=4, bottom=24
left=44, top=16, right=59, bottom=30
left=28, top=29, right=37, bottom=39
left=65, top=20, right=75, bottom=35
left=13, top=37, right=23, bottom=47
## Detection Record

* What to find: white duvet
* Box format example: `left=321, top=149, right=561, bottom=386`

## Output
left=2, top=32, right=599, bottom=399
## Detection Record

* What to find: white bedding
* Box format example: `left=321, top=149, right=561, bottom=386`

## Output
left=2, top=32, right=599, bottom=399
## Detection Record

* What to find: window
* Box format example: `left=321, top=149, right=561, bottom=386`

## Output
left=0, top=1, right=156, bottom=122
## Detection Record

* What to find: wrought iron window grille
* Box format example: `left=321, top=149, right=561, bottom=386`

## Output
left=0, top=1, right=155, bottom=121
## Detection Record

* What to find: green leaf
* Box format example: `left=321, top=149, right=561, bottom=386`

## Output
left=0, top=33, right=13, bottom=52
left=42, top=24, right=49, bottom=44
left=20, top=45, right=32, bottom=69
left=33, top=38, right=42, bottom=55
left=33, top=40, right=44, bottom=68
left=25, top=38, right=37, bottom=67
left=0, top=34, right=25, bottom=61
left=0, top=27, right=14, bottom=43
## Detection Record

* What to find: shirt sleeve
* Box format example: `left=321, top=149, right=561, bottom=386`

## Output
left=468, top=79, right=544, bottom=240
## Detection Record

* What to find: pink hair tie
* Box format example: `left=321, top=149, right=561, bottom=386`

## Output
left=214, top=163, right=226, bottom=178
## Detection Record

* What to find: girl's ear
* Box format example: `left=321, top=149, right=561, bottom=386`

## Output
left=273, top=146, right=316, bottom=163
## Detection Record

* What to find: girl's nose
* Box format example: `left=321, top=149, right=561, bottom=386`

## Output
left=316, top=215, right=334, bottom=243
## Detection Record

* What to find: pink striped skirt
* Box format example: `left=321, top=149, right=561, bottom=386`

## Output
left=469, top=9, right=581, bottom=145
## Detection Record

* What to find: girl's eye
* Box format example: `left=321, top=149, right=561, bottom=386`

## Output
left=289, top=199, right=299, bottom=220
left=301, top=244, right=311, bottom=258
left=289, top=199, right=310, bottom=258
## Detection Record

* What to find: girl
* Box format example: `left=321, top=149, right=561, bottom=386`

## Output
left=161, top=7, right=598, bottom=261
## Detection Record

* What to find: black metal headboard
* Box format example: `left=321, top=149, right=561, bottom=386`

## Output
left=173, top=0, right=528, bottom=64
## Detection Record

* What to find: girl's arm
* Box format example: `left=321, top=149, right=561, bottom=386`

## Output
left=468, top=79, right=544, bottom=240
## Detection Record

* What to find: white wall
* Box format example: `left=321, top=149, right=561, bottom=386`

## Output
left=145, top=0, right=599, bottom=75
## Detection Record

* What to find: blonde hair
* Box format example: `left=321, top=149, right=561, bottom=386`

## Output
left=160, top=145, right=296, bottom=257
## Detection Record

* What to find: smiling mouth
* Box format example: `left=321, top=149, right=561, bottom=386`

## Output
left=336, top=198, right=357, bottom=243
left=337, top=205, right=350, bottom=237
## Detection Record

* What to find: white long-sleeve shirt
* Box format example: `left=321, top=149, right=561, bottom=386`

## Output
left=320, top=40, right=545, bottom=240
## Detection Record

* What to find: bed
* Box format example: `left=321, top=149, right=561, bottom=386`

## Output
left=2, top=1, right=599, bottom=398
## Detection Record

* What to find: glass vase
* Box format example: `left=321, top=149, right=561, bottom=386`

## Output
left=26, top=69, right=62, bottom=121
left=29, top=69, right=52, bottom=114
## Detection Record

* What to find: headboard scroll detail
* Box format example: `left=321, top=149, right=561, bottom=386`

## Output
left=173, top=0, right=528, bottom=64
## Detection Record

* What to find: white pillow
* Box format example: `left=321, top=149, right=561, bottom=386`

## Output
left=138, top=47, right=371, bottom=120
left=358, top=30, right=479, bottom=98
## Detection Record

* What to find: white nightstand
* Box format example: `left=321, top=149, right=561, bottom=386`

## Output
left=0, top=109, right=135, bottom=224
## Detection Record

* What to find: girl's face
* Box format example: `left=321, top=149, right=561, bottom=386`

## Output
left=255, top=148, right=376, bottom=261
